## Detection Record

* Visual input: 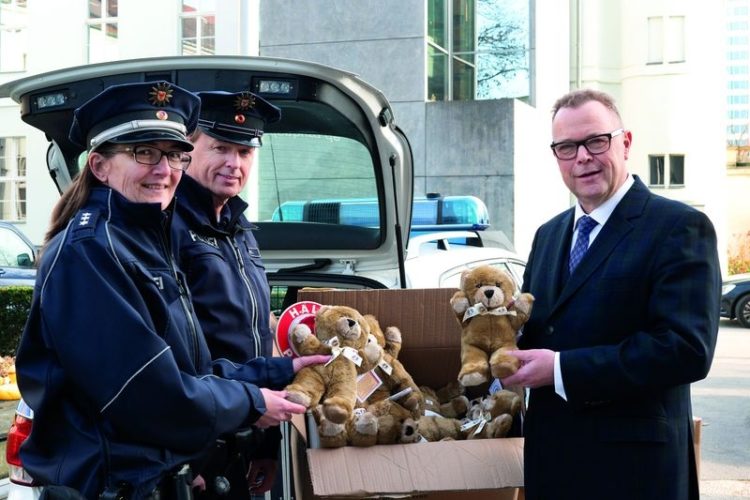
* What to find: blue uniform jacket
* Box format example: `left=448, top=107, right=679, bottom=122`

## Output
left=173, top=176, right=280, bottom=460
left=16, top=187, right=293, bottom=499
left=173, top=175, right=272, bottom=362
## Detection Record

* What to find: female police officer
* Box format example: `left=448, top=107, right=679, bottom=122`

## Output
left=15, top=82, right=322, bottom=499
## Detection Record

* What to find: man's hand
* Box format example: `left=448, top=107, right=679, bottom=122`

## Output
left=292, top=354, right=331, bottom=373
left=255, top=389, right=306, bottom=428
left=247, top=459, right=277, bottom=494
left=500, top=349, right=555, bottom=389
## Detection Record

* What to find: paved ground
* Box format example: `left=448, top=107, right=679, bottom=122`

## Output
left=694, top=319, right=750, bottom=499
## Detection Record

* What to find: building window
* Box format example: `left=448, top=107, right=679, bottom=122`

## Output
left=669, top=155, right=684, bottom=185
left=427, top=0, right=531, bottom=101
left=666, top=16, right=685, bottom=63
left=649, top=154, right=684, bottom=188
left=648, top=15, right=685, bottom=64
left=0, top=0, right=27, bottom=72
left=0, top=137, right=27, bottom=222
left=86, top=0, right=119, bottom=63
left=647, top=17, right=663, bottom=63
left=729, top=80, right=750, bottom=89
left=649, top=155, right=665, bottom=186
left=181, top=0, right=215, bottom=55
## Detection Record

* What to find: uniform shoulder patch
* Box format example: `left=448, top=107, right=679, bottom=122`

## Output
left=70, top=210, right=100, bottom=240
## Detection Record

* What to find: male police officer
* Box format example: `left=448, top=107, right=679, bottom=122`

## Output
left=172, top=91, right=283, bottom=499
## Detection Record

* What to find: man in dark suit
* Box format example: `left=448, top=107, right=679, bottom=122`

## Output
left=500, top=89, right=720, bottom=499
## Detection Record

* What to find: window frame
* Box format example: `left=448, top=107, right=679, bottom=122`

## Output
left=0, top=0, right=27, bottom=73
left=85, top=0, right=119, bottom=64
left=0, top=136, right=27, bottom=222
left=179, top=0, right=216, bottom=56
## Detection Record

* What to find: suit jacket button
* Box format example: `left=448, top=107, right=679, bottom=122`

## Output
left=546, top=326, right=554, bottom=335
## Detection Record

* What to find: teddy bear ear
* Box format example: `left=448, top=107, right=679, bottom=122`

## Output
left=459, top=269, right=472, bottom=289
left=318, top=305, right=330, bottom=315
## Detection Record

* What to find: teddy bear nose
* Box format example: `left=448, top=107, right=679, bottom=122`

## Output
left=484, top=289, right=495, bottom=299
left=347, top=319, right=356, bottom=327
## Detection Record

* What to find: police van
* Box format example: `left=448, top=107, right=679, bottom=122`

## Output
left=0, top=56, right=525, bottom=499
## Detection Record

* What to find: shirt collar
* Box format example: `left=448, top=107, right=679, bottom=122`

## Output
left=573, top=174, right=634, bottom=228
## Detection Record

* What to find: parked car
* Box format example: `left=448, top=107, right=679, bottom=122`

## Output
left=721, top=273, right=750, bottom=328
left=0, top=55, right=525, bottom=498
left=0, top=222, right=36, bottom=288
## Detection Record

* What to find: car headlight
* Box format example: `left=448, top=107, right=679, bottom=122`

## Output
left=722, top=283, right=736, bottom=295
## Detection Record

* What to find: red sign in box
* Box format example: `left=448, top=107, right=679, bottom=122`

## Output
left=275, top=301, right=322, bottom=357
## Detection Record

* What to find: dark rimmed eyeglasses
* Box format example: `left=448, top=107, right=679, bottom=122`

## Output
left=550, top=128, right=624, bottom=160
left=115, top=145, right=192, bottom=171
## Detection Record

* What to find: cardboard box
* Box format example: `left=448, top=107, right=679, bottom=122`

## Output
left=693, top=416, right=702, bottom=479
left=290, top=287, right=524, bottom=499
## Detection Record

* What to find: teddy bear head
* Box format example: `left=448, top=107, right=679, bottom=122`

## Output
left=313, top=305, right=370, bottom=349
left=460, top=265, right=517, bottom=310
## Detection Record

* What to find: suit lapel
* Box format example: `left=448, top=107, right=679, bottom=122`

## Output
left=550, top=177, right=651, bottom=316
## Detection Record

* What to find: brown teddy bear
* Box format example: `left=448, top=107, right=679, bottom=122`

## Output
left=293, top=311, right=424, bottom=447
left=461, top=389, right=522, bottom=440
left=330, top=316, right=425, bottom=447
left=420, top=384, right=470, bottom=419
left=400, top=415, right=464, bottom=443
left=285, top=305, right=375, bottom=424
left=450, top=265, right=534, bottom=386
left=361, top=315, right=424, bottom=417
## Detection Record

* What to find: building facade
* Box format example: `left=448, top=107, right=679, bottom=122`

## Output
left=0, top=0, right=260, bottom=244
left=260, top=0, right=730, bottom=269
left=0, top=0, right=734, bottom=271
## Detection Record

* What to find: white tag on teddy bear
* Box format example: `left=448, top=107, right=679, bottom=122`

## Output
left=327, top=337, right=341, bottom=348
left=462, top=303, right=517, bottom=323
left=342, top=346, right=363, bottom=366
left=353, top=407, right=367, bottom=417
left=418, top=435, right=429, bottom=443
left=474, top=418, right=487, bottom=435
left=356, top=370, right=383, bottom=403
left=460, top=418, right=483, bottom=432
left=378, top=360, right=393, bottom=376
left=388, top=387, right=413, bottom=402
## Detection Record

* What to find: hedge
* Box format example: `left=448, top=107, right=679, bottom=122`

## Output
left=0, top=286, right=33, bottom=356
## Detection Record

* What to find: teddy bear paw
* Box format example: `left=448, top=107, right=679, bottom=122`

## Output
left=319, top=418, right=346, bottom=437
left=513, top=293, right=534, bottom=316
left=352, top=412, right=378, bottom=436
left=291, top=323, right=313, bottom=342
left=459, top=371, right=488, bottom=387
left=323, top=401, right=350, bottom=425
left=384, top=326, right=402, bottom=344
left=451, top=296, right=470, bottom=314
left=490, top=360, right=519, bottom=379
left=286, top=391, right=312, bottom=408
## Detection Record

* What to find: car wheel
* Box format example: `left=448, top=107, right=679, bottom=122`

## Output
left=736, top=294, right=750, bottom=329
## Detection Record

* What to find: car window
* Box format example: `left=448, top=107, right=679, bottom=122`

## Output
left=0, top=225, right=35, bottom=268
left=261, top=133, right=377, bottom=225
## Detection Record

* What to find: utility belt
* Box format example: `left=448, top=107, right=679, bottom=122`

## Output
left=98, top=464, right=194, bottom=500
left=194, top=427, right=264, bottom=499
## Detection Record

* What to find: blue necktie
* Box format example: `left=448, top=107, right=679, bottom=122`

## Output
left=569, top=215, right=598, bottom=274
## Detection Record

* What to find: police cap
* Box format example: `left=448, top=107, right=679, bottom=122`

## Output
left=69, top=81, right=201, bottom=152
left=196, top=90, right=281, bottom=148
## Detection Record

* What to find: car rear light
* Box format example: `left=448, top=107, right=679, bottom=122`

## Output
left=6, top=413, right=35, bottom=485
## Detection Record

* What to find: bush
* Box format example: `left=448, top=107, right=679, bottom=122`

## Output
left=728, top=231, right=750, bottom=275
left=0, top=286, right=33, bottom=356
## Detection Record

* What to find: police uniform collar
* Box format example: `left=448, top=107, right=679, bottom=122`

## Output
left=177, top=175, right=249, bottom=231
left=89, top=186, right=174, bottom=227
